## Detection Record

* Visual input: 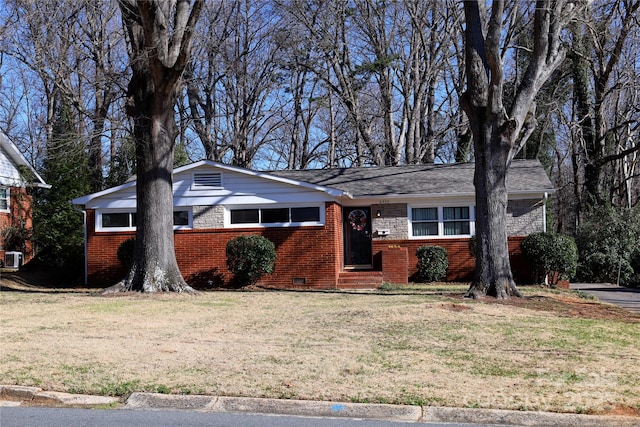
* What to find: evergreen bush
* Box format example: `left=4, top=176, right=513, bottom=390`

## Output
left=416, top=245, right=448, bottom=283
left=630, top=249, right=640, bottom=287
left=1, top=222, right=32, bottom=253
left=521, top=232, right=578, bottom=286
left=226, top=235, right=276, bottom=287
left=575, top=206, right=640, bottom=286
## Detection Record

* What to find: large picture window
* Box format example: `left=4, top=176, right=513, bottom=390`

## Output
left=229, top=205, right=322, bottom=227
left=410, top=205, right=473, bottom=238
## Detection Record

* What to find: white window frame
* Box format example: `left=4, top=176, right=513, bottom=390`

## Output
left=96, top=208, right=193, bottom=232
left=0, top=187, right=9, bottom=212
left=225, top=204, right=325, bottom=228
left=408, top=204, right=475, bottom=239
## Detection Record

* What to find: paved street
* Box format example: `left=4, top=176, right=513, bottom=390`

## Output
left=570, top=283, right=640, bottom=313
left=0, top=407, right=505, bottom=427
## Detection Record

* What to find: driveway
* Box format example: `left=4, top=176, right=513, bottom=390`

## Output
left=570, top=283, right=640, bottom=313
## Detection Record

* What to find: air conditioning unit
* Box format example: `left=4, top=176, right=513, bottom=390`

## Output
left=4, top=251, right=23, bottom=269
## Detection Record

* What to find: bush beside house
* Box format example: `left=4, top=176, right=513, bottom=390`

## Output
left=521, top=232, right=578, bottom=286
left=416, top=245, right=448, bottom=283
left=226, top=235, right=277, bottom=287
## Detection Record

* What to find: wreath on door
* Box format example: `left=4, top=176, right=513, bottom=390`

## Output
left=348, top=209, right=367, bottom=231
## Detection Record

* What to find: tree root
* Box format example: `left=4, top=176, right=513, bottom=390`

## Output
left=465, top=279, right=523, bottom=299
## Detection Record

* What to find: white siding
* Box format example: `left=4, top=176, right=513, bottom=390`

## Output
left=83, top=164, right=334, bottom=209
left=0, top=147, right=24, bottom=187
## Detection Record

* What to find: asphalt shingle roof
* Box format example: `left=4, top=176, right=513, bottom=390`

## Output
left=270, top=159, right=554, bottom=197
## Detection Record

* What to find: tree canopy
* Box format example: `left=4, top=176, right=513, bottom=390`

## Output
left=0, top=0, right=638, bottom=289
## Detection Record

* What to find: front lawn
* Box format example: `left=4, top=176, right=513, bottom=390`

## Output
left=1, top=282, right=638, bottom=416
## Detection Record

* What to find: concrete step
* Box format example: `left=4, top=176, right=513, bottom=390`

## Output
left=337, top=271, right=383, bottom=289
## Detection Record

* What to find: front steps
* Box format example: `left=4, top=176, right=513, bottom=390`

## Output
left=337, top=270, right=384, bottom=289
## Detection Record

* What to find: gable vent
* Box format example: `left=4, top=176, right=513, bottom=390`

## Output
left=192, top=172, right=223, bottom=189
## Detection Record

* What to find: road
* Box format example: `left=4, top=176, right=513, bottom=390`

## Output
left=0, top=407, right=505, bottom=427
left=570, top=283, right=640, bottom=313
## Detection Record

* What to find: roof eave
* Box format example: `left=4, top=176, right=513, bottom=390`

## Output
left=71, top=160, right=350, bottom=205
left=345, top=188, right=555, bottom=200
left=0, top=132, right=49, bottom=188
left=70, top=180, right=137, bottom=205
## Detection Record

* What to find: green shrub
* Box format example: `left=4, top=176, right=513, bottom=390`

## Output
left=226, top=235, right=276, bottom=287
left=575, top=206, right=640, bottom=286
left=416, top=245, right=448, bottom=283
left=580, top=251, right=634, bottom=285
left=117, top=238, right=136, bottom=269
left=630, top=249, right=640, bottom=287
left=521, top=232, right=578, bottom=286
left=1, top=223, right=31, bottom=253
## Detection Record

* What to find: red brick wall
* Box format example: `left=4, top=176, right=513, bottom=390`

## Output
left=85, top=202, right=534, bottom=288
left=381, top=246, right=408, bottom=284
left=0, top=187, right=34, bottom=262
left=85, top=202, right=344, bottom=289
left=374, top=236, right=532, bottom=283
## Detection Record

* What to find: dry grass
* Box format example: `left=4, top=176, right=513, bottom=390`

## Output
left=1, top=278, right=639, bottom=416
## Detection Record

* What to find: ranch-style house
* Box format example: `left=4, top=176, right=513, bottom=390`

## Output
left=71, top=159, right=554, bottom=288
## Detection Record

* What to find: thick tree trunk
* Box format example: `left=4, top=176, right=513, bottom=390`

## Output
left=461, top=0, right=576, bottom=299
left=466, top=125, right=521, bottom=299
left=127, top=95, right=191, bottom=292
left=109, top=0, right=202, bottom=293
left=108, top=70, right=194, bottom=293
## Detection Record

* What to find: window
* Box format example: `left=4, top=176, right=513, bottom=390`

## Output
left=262, top=208, right=289, bottom=223
left=411, top=207, right=438, bottom=236
left=443, top=207, right=470, bottom=235
left=229, top=206, right=322, bottom=227
left=291, top=207, right=320, bottom=222
left=173, top=211, right=189, bottom=226
left=102, top=212, right=133, bottom=228
left=0, top=187, right=9, bottom=212
left=230, top=209, right=259, bottom=224
left=410, top=205, right=473, bottom=238
left=98, top=210, right=191, bottom=231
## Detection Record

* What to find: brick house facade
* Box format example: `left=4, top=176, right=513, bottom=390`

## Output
left=0, top=132, right=49, bottom=265
left=73, top=160, right=554, bottom=289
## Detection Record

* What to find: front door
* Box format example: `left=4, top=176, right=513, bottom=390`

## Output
left=343, top=207, right=373, bottom=268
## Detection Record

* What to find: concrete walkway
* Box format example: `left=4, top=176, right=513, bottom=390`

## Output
left=1, top=385, right=638, bottom=426
left=570, top=283, right=640, bottom=313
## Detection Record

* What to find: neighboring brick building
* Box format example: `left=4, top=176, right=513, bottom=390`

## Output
left=72, top=159, right=554, bottom=289
left=0, top=132, right=50, bottom=265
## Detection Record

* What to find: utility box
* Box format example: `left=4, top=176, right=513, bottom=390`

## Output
left=4, top=252, right=23, bottom=269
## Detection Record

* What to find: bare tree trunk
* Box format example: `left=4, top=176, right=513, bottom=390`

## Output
left=112, top=0, right=203, bottom=293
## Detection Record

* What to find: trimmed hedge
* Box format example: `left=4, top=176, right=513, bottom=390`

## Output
left=416, top=245, right=448, bottom=283
left=226, top=235, right=276, bottom=287
left=521, top=232, right=578, bottom=286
